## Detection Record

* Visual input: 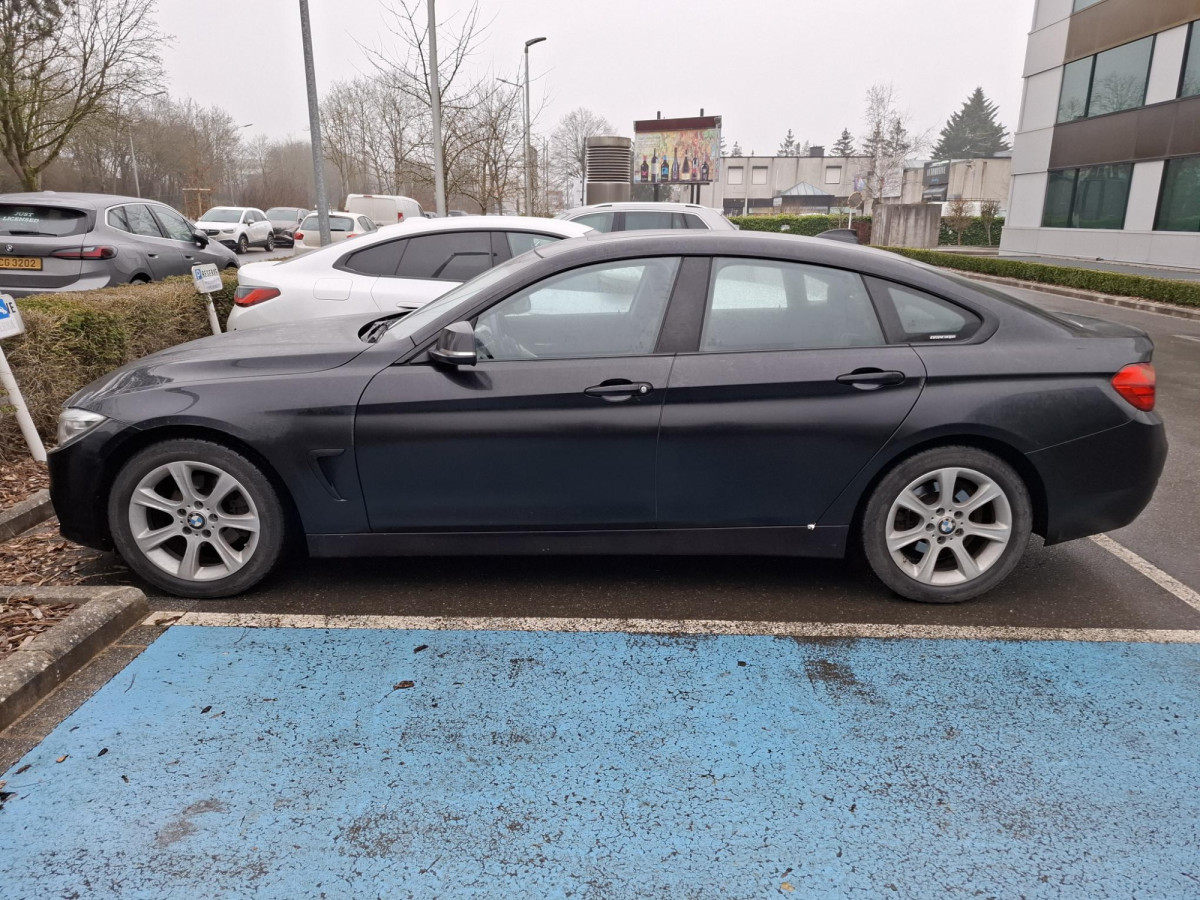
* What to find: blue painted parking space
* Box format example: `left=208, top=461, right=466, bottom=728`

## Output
left=2, top=625, right=1199, bottom=899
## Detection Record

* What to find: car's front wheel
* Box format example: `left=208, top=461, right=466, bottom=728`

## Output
left=861, top=446, right=1032, bottom=603
left=236, top=234, right=249, bottom=254
left=264, top=233, right=275, bottom=251
left=108, top=439, right=287, bottom=598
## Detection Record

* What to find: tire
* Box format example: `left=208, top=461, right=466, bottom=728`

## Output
left=130, top=275, right=151, bottom=285
left=108, top=439, right=288, bottom=599
left=236, top=234, right=249, bottom=254
left=861, top=446, right=1032, bottom=603
left=264, top=233, right=275, bottom=252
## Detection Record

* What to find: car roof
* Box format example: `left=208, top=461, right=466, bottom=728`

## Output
left=558, top=202, right=721, bottom=216
left=369, top=215, right=591, bottom=238
left=0, top=191, right=173, bottom=209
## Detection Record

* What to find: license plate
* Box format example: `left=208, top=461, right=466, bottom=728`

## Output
left=0, top=256, right=42, bottom=270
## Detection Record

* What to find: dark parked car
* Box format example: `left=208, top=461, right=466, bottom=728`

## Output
left=264, top=206, right=310, bottom=246
left=0, top=192, right=238, bottom=297
left=48, top=232, right=1166, bottom=601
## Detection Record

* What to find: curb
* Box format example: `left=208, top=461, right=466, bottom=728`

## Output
left=956, top=272, right=1200, bottom=322
left=0, top=585, right=147, bottom=730
left=0, top=490, right=55, bottom=542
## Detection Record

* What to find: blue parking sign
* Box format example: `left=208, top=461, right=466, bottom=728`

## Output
left=0, top=292, right=24, bottom=339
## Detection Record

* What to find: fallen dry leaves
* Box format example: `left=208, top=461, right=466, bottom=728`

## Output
left=0, top=458, right=49, bottom=511
left=1, top=596, right=77, bottom=654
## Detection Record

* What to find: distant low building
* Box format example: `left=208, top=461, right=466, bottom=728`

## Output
left=700, top=149, right=875, bottom=216
left=896, top=157, right=1013, bottom=213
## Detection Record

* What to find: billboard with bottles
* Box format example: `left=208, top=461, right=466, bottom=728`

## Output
left=633, top=115, right=721, bottom=184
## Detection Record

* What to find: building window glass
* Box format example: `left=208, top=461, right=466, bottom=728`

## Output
left=1072, top=0, right=1104, bottom=11
left=1056, top=36, right=1154, bottom=123
left=1041, top=164, right=1133, bottom=229
left=727, top=166, right=744, bottom=185
left=1182, top=22, right=1200, bottom=98
left=751, top=166, right=768, bottom=185
left=1155, top=156, right=1200, bottom=231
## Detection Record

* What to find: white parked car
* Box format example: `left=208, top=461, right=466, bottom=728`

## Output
left=345, top=193, right=423, bottom=226
left=227, top=215, right=592, bottom=331
left=292, top=211, right=378, bottom=255
left=556, top=201, right=736, bottom=232
left=196, top=206, right=275, bottom=253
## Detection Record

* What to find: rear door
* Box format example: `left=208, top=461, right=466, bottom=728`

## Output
left=657, top=256, right=926, bottom=528
left=0, top=201, right=88, bottom=293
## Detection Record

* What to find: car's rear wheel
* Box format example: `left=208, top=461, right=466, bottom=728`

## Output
left=862, top=446, right=1032, bottom=603
left=108, top=439, right=287, bottom=599
left=236, top=234, right=249, bottom=254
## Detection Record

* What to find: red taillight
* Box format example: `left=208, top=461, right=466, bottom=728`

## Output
left=1112, top=363, right=1156, bottom=411
left=293, top=231, right=304, bottom=241
left=51, top=246, right=117, bottom=260
left=397, top=212, right=404, bottom=221
left=233, top=286, right=282, bottom=308
left=345, top=233, right=357, bottom=239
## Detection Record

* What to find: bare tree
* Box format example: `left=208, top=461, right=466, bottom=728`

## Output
left=550, top=107, right=612, bottom=206
left=945, top=196, right=973, bottom=245
left=860, top=83, right=928, bottom=209
left=456, top=79, right=523, bottom=213
left=979, top=198, right=1001, bottom=246
left=0, top=0, right=163, bottom=190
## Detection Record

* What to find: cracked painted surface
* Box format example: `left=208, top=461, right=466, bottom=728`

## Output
left=1, top=626, right=1198, bottom=898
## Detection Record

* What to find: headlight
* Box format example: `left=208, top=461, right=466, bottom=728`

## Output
left=220, top=228, right=234, bottom=233
left=56, top=408, right=107, bottom=446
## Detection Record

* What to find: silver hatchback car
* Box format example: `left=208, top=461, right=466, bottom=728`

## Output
left=0, top=192, right=239, bottom=298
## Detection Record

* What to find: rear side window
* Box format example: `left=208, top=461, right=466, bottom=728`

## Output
left=505, top=231, right=563, bottom=256
left=625, top=211, right=675, bottom=230
left=395, top=232, right=492, bottom=281
left=0, top=204, right=89, bottom=237
left=701, top=258, right=885, bottom=352
left=123, top=204, right=165, bottom=238
left=682, top=214, right=707, bottom=229
left=872, top=281, right=982, bottom=342
left=571, top=212, right=614, bottom=232
left=107, top=207, right=132, bottom=232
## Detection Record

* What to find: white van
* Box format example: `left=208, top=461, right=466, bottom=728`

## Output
left=345, top=194, right=423, bottom=227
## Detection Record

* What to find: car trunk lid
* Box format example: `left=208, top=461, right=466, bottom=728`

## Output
left=0, top=202, right=90, bottom=289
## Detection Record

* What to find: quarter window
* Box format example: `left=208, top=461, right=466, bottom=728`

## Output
left=344, top=239, right=406, bottom=275
left=1041, top=164, right=1133, bottom=229
left=1155, top=155, right=1200, bottom=232
left=474, top=257, right=680, bottom=360
left=873, top=282, right=982, bottom=342
left=571, top=212, right=614, bottom=232
left=700, top=259, right=884, bottom=352
left=505, top=231, right=562, bottom=256
left=1056, top=37, right=1153, bottom=122
left=107, top=207, right=131, bottom=232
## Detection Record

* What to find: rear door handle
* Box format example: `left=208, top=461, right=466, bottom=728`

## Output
left=584, top=381, right=653, bottom=402
left=836, top=369, right=906, bottom=390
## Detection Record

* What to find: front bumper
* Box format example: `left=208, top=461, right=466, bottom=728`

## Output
left=48, top=418, right=141, bottom=551
left=1030, top=415, right=1167, bottom=545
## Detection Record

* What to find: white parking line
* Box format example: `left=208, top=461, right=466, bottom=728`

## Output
left=1090, top=533, right=1200, bottom=615
left=144, top=610, right=1200, bottom=644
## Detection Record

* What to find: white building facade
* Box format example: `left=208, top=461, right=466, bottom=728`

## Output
left=1001, top=0, right=1200, bottom=267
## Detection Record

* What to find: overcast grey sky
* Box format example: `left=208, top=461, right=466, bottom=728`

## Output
left=156, top=0, right=1035, bottom=155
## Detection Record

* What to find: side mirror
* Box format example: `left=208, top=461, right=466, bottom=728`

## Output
left=192, top=230, right=209, bottom=247
left=429, top=321, right=477, bottom=367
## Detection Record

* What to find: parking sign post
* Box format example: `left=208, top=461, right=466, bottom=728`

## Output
left=191, top=264, right=224, bottom=336
left=0, top=294, right=47, bottom=462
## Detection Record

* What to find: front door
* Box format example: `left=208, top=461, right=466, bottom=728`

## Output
left=355, top=256, right=682, bottom=531
left=656, top=256, right=926, bottom=527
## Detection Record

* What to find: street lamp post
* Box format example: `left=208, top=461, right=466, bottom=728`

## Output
left=299, top=0, right=332, bottom=246
left=429, top=0, right=447, bottom=217
left=523, top=37, right=546, bottom=216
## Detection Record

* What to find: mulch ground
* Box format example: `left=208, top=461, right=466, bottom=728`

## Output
left=0, top=458, right=49, bottom=510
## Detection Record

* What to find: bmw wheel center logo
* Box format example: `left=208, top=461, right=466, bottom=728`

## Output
left=187, top=512, right=207, bottom=529
left=938, top=518, right=956, bottom=535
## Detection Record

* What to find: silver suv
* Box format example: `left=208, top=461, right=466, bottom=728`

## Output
left=0, top=192, right=239, bottom=297
left=556, top=202, right=736, bottom=232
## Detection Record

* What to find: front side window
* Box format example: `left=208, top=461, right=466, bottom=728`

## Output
left=152, top=206, right=195, bottom=242
left=1041, top=164, right=1133, bottom=229
left=505, top=231, right=562, bottom=256
left=474, top=257, right=680, bottom=360
left=1057, top=37, right=1153, bottom=122
left=1182, top=22, right=1200, bottom=98
left=1155, top=155, right=1200, bottom=231
left=395, top=232, right=492, bottom=281
left=701, top=259, right=884, bottom=352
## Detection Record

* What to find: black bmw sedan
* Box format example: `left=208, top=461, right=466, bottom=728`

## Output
left=48, top=231, right=1167, bottom=602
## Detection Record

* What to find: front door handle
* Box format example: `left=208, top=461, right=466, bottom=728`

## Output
left=584, top=381, right=653, bottom=402
left=836, top=368, right=907, bottom=390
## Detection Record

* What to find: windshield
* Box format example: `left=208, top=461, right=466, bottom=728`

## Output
left=199, top=209, right=242, bottom=223
left=265, top=207, right=300, bottom=219
left=0, top=204, right=89, bottom=237
left=383, top=252, right=535, bottom=340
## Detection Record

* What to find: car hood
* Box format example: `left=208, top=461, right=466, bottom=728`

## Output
left=68, top=314, right=375, bottom=407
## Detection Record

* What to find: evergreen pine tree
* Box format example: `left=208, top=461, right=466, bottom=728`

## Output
left=931, top=87, right=1011, bottom=159
left=731, top=140, right=743, bottom=156
left=832, top=128, right=855, bottom=157
left=777, top=129, right=798, bottom=156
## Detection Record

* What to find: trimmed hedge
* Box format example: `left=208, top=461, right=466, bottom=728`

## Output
left=1, top=270, right=238, bottom=461
left=887, top=248, right=1200, bottom=309
left=729, top=214, right=870, bottom=236
left=939, top=217, right=1005, bottom=247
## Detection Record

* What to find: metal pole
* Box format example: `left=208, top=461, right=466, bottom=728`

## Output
left=129, top=131, right=141, bottom=198
left=428, top=0, right=446, bottom=216
left=523, top=45, right=531, bottom=215
left=299, top=0, right=332, bottom=246
left=0, top=346, right=46, bottom=462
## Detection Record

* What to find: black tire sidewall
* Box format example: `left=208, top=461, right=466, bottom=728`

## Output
left=108, top=439, right=287, bottom=599
left=237, top=235, right=248, bottom=254
left=862, top=446, right=1032, bottom=603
